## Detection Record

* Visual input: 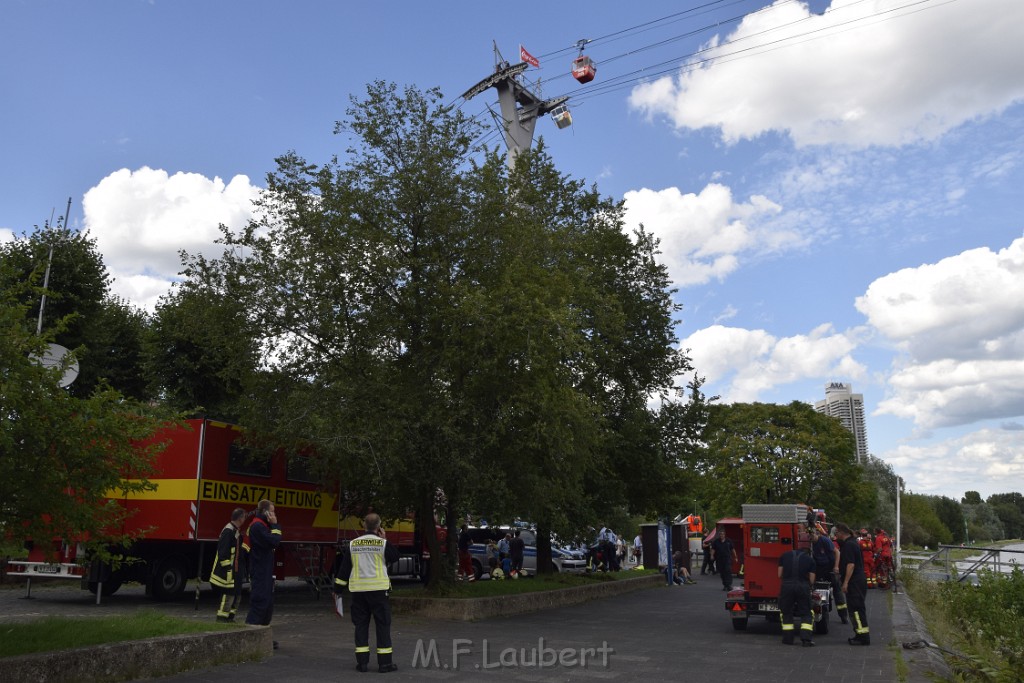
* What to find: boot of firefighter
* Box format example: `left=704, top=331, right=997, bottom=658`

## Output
left=355, top=647, right=370, bottom=672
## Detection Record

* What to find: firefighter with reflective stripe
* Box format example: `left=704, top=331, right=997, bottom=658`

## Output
left=778, top=546, right=816, bottom=646
left=244, top=499, right=282, bottom=632
left=335, top=513, right=400, bottom=674
left=210, top=507, right=247, bottom=622
left=859, top=529, right=877, bottom=588
left=836, top=523, right=870, bottom=645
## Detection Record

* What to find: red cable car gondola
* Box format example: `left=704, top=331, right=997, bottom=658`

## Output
left=571, top=38, right=596, bottom=84
left=571, top=55, right=596, bottom=84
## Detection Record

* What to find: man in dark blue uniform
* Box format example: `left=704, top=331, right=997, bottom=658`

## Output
left=710, top=528, right=737, bottom=591
left=245, top=499, right=282, bottom=639
left=778, top=547, right=816, bottom=646
left=810, top=527, right=847, bottom=624
left=836, top=523, right=870, bottom=645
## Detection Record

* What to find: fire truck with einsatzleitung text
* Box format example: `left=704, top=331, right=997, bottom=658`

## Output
left=6, top=419, right=436, bottom=599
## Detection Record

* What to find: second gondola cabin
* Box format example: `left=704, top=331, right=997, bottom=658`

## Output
left=550, top=104, right=572, bottom=129
left=571, top=55, right=596, bottom=84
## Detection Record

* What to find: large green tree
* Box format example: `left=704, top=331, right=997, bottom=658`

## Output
left=0, top=225, right=151, bottom=400
left=862, top=454, right=897, bottom=533
left=174, top=82, right=690, bottom=583
left=901, top=493, right=953, bottom=547
left=929, top=495, right=966, bottom=544
left=0, top=267, right=170, bottom=558
left=702, top=401, right=874, bottom=521
left=987, top=492, right=1024, bottom=539
left=145, top=284, right=259, bottom=419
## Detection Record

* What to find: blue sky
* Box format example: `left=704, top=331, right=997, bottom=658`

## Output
left=3, top=0, right=1023, bottom=500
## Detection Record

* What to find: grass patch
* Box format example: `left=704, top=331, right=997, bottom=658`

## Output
left=415, top=569, right=659, bottom=599
left=904, top=567, right=1024, bottom=682
left=0, top=610, right=237, bottom=658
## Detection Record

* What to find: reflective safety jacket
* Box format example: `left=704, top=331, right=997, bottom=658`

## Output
left=334, top=533, right=400, bottom=593
left=210, top=521, right=240, bottom=589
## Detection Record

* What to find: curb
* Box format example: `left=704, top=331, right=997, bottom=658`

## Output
left=890, top=589, right=952, bottom=683
left=0, top=625, right=272, bottom=683
left=391, top=574, right=666, bottom=621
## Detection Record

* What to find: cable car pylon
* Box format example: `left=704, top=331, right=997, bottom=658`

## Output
left=462, top=42, right=568, bottom=168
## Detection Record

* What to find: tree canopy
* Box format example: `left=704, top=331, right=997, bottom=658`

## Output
left=173, top=82, right=692, bottom=581
left=0, top=265, right=171, bottom=557
left=701, top=401, right=874, bottom=521
left=0, top=225, right=150, bottom=401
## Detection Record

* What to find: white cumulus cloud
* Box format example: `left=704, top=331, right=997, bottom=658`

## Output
left=82, top=167, right=260, bottom=310
left=883, top=428, right=1024, bottom=498
left=681, top=323, right=865, bottom=402
left=858, top=237, right=1024, bottom=429
left=629, top=0, right=1024, bottom=148
left=623, top=184, right=789, bottom=287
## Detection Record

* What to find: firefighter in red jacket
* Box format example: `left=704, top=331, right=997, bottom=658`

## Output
left=858, top=529, right=876, bottom=588
left=210, top=507, right=247, bottom=622
left=873, top=528, right=893, bottom=587
left=335, top=513, right=400, bottom=674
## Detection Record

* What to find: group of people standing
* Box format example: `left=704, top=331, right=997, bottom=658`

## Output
left=591, top=525, right=627, bottom=571
left=210, top=499, right=282, bottom=637
left=784, top=522, right=872, bottom=647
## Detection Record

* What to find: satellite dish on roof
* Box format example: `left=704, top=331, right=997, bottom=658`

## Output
left=33, top=343, right=80, bottom=388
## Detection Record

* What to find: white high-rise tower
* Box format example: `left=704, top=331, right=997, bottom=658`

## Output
left=814, top=382, right=868, bottom=463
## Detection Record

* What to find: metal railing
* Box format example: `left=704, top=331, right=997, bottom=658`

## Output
left=911, top=544, right=1023, bottom=582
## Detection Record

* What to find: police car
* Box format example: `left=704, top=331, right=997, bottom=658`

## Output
left=467, top=527, right=587, bottom=579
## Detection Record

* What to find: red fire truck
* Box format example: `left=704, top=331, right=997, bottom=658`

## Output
left=724, top=504, right=834, bottom=634
left=6, top=419, right=432, bottom=599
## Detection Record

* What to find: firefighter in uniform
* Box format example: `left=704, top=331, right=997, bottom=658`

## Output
left=873, top=528, right=893, bottom=588
left=210, top=507, right=247, bottom=622
left=859, top=529, right=876, bottom=588
left=836, top=523, right=870, bottom=645
left=335, top=513, right=400, bottom=674
left=244, top=499, right=282, bottom=632
left=810, top=527, right=847, bottom=624
left=778, top=546, right=816, bottom=646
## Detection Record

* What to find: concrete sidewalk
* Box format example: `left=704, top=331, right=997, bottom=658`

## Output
left=2, top=575, right=946, bottom=682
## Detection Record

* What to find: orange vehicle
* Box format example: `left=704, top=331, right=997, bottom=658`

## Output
left=6, top=419, right=433, bottom=599
left=724, top=504, right=834, bottom=634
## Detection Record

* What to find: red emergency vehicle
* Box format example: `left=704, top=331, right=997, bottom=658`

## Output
left=724, top=504, right=834, bottom=634
left=6, top=419, right=432, bottom=599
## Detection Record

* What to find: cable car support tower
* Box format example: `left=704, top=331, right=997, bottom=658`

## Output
left=462, top=44, right=568, bottom=168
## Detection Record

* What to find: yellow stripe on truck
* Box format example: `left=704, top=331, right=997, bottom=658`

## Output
left=114, top=479, right=338, bottom=521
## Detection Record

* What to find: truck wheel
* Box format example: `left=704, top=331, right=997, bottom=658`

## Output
left=87, top=577, right=123, bottom=596
left=814, top=608, right=830, bottom=635
left=472, top=559, right=483, bottom=580
left=731, top=617, right=748, bottom=630
left=151, top=557, right=187, bottom=600
left=550, top=561, right=560, bottom=573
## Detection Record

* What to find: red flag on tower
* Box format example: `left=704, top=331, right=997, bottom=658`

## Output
left=520, top=44, right=539, bottom=68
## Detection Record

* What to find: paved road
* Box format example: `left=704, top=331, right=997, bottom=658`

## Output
left=2, top=573, right=898, bottom=682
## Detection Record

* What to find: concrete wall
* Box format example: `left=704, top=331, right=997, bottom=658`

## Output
left=0, top=626, right=272, bottom=683
left=392, top=574, right=665, bottom=621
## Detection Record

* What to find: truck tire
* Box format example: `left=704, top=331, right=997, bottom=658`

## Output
left=814, top=608, right=830, bottom=635
left=150, top=557, right=187, bottom=600
left=550, top=561, right=560, bottom=573
left=731, top=617, right=748, bottom=630
left=87, top=577, right=123, bottom=596
left=472, top=559, right=483, bottom=580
